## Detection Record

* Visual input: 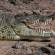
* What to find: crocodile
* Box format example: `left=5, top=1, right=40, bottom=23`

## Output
left=0, top=11, right=55, bottom=41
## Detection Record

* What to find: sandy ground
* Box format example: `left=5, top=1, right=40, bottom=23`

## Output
left=0, top=40, right=55, bottom=55
left=0, top=41, right=17, bottom=55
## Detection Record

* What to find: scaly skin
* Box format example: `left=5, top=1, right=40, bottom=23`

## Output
left=0, top=25, right=20, bottom=40
left=12, top=23, right=52, bottom=39
left=0, top=11, right=54, bottom=40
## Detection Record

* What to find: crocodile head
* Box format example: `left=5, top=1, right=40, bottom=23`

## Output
left=0, top=11, right=54, bottom=40
left=12, top=14, right=54, bottom=39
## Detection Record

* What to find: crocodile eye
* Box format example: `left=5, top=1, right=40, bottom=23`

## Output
left=2, top=36, right=5, bottom=39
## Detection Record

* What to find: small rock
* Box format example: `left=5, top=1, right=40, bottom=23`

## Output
left=33, top=48, right=43, bottom=55
left=39, top=47, right=52, bottom=55
left=26, top=47, right=33, bottom=54
left=12, top=41, right=24, bottom=49
left=50, top=50, right=55, bottom=55
left=48, top=44, right=55, bottom=49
